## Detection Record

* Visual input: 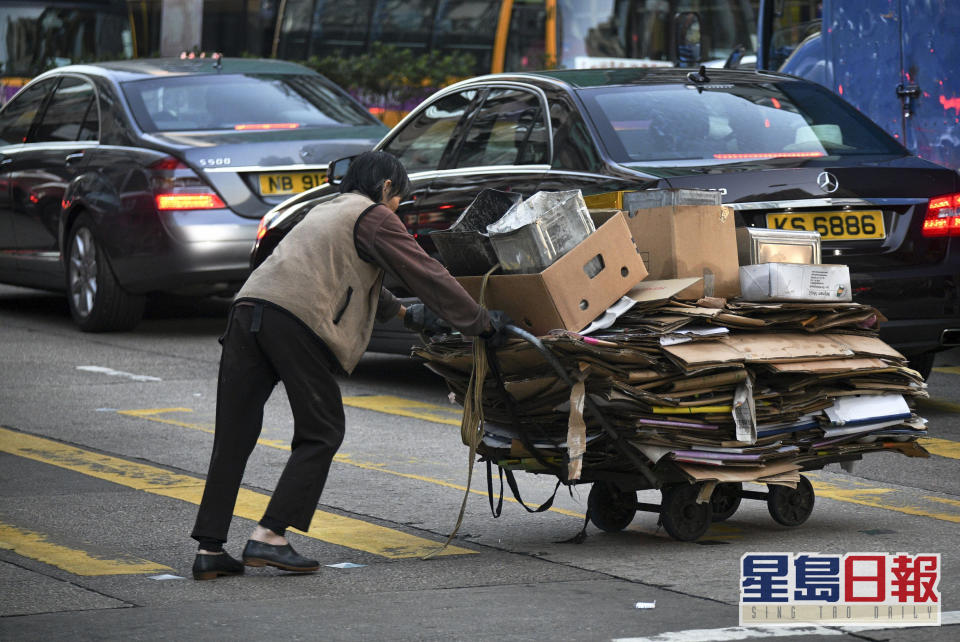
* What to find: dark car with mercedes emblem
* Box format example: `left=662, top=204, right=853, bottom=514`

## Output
left=253, top=67, right=960, bottom=377
left=0, top=57, right=387, bottom=331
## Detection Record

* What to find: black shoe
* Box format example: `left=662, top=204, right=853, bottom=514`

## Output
left=242, top=539, right=319, bottom=573
left=192, top=551, right=244, bottom=581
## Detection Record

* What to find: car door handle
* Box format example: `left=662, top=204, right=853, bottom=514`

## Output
left=0, top=158, right=11, bottom=167
left=65, top=152, right=85, bottom=166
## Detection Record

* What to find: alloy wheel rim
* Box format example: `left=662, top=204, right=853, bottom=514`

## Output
left=69, top=228, right=97, bottom=318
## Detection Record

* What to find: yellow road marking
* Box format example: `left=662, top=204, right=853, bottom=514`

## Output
left=119, top=408, right=587, bottom=519
left=918, top=437, right=960, bottom=460
left=932, top=366, right=960, bottom=375
left=118, top=405, right=960, bottom=526
left=916, top=397, right=960, bottom=414
left=702, top=522, right=744, bottom=540
left=0, top=521, right=171, bottom=576
left=342, top=395, right=462, bottom=426
left=924, top=496, right=960, bottom=508
left=0, top=426, right=471, bottom=558
left=806, top=474, right=960, bottom=524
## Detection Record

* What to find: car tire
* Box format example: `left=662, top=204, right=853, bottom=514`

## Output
left=65, top=215, right=145, bottom=332
left=907, top=352, right=935, bottom=381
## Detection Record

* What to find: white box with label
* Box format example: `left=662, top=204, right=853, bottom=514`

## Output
left=739, top=263, right=852, bottom=302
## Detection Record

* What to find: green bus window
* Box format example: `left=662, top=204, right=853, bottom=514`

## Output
left=504, top=0, right=547, bottom=71
left=431, top=0, right=500, bottom=75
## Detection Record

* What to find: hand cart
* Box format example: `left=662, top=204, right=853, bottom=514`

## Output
left=483, top=325, right=821, bottom=542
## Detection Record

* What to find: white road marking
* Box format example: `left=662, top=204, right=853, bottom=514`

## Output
left=613, top=625, right=843, bottom=641
left=612, top=610, right=959, bottom=642
left=76, top=366, right=162, bottom=382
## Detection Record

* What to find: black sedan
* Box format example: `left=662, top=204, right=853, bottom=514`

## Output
left=253, top=67, right=960, bottom=377
left=0, top=57, right=388, bottom=330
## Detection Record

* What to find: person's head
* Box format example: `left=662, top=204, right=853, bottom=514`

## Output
left=339, top=151, right=411, bottom=212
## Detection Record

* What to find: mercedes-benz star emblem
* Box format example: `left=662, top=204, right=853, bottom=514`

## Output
left=817, top=171, right=839, bottom=193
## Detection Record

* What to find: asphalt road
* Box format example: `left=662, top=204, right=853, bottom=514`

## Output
left=1, top=284, right=958, bottom=641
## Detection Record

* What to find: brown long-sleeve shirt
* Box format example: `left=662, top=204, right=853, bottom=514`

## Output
left=354, top=203, right=490, bottom=336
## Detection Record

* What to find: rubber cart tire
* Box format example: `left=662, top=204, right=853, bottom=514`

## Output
left=660, top=483, right=711, bottom=542
left=710, top=482, right=742, bottom=522
left=767, top=476, right=815, bottom=527
left=587, top=482, right=637, bottom=532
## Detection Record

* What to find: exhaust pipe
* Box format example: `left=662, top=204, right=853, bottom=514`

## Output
left=942, top=329, right=960, bottom=346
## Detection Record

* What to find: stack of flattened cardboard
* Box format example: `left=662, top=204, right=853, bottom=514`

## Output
left=413, top=279, right=929, bottom=486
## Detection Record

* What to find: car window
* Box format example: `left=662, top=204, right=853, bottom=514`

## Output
left=579, top=80, right=905, bottom=166
left=381, top=90, right=479, bottom=173
left=31, top=76, right=98, bottom=143
left=549, top=98, right=603, bottom=172
left=121, top=73, right=378, bottom=132
left=0, top=79, right=57, bottom=145
left=455, top=88, right=549, bottom=167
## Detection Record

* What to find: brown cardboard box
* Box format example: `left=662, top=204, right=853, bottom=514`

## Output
left=599, top=204, right=740, bottom=299
left=457, top=212, right=647, bottom=336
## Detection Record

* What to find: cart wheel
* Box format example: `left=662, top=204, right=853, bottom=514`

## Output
left=710, top=482, right=742, bottom=522
left=767, top=476, right=815, bottom=527
left=587, top=482, right=637, bottom=532
left=660, top=483, right=711, bottom=542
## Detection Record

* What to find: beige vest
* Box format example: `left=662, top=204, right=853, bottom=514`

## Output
left=237, top=192, right=384, bottom=373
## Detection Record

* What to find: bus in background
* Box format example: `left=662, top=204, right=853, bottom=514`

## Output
left=756, top=0, right=960, bottom=170
left=0, top=0, right=139, bottom=104
left=275, top=0, right=759, bottom=75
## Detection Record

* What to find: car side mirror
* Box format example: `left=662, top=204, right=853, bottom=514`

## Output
left=327, top=156, right=354, bottom=186
left=674, top=11, right=702, bottom=67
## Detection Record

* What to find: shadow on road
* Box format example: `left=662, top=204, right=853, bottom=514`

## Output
left=0, top=285, right=230, bottom=336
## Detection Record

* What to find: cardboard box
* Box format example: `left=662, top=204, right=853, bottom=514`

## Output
left=739, top=263, right=852, bottom=302
left=457, top=212, right=647, bottom=336
left=598, top=204, right=740, bottom=299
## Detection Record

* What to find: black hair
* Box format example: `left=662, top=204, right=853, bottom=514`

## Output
left=339, top=151, right=411, bottom=203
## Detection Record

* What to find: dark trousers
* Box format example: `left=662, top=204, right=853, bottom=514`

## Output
left=191, top=303, right=345, bottom=544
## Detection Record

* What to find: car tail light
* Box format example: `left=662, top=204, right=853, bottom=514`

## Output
left=922, top=193, right=960, bottom=237
left=234, top=123, right=299, bottom=131
left=149, top=157, right=189, bottom=171
left=256, top=216, right=268, bottom=241
left=156, top=193, right=226, bottom=210
left=712, top=151, right=825, bottom=159
left=149, top=156, right=226, bottom=211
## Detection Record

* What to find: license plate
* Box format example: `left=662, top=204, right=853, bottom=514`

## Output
left=258, top=171, right=327, bottom=195
left=765, top=210, right=886, bottom=240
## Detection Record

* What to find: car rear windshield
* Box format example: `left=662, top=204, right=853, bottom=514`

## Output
left=578, top=80, right=906, bottom=166
left=122, top=73, right=377, bottom=132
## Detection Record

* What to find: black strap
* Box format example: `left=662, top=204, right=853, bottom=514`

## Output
left=485, top=453, right=562, bottom=516
left=486, top=458, right=505, bottom=518
left=250, top=302, right=263, bottom=333
left=557, top=509, right=591, bottom=544
left=503, top=467, right=561, bottom=513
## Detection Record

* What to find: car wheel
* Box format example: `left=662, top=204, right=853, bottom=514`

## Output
left=907, top=352, right=935, bottom=381
left=66, top=215, right=145, bottom=332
